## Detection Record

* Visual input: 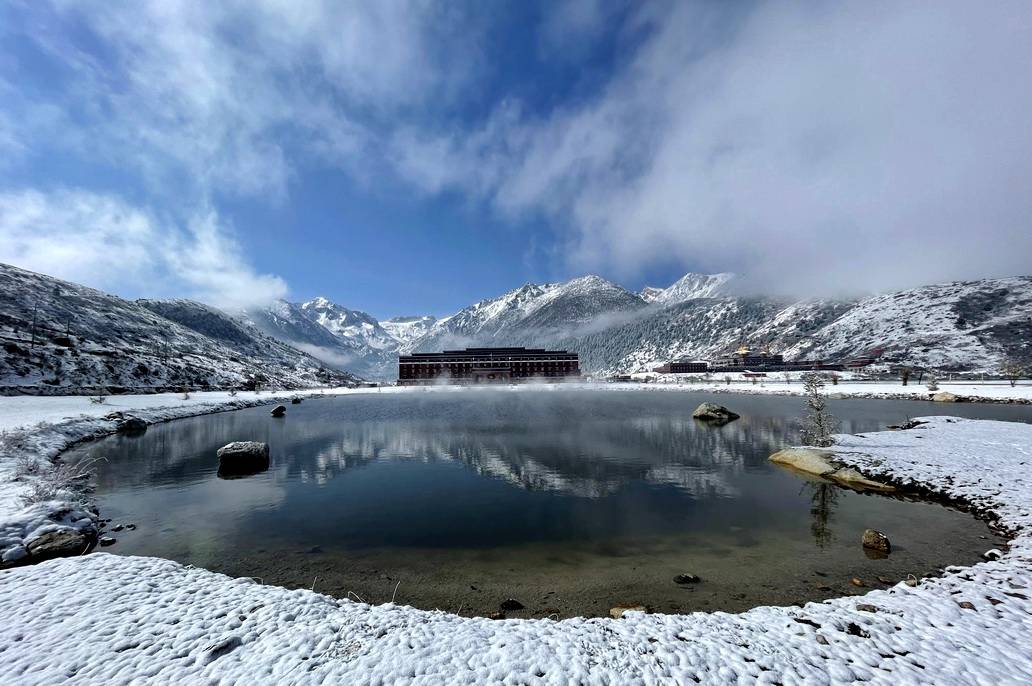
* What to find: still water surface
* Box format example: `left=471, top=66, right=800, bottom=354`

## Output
left=75, top=390, right=1024, bottom=617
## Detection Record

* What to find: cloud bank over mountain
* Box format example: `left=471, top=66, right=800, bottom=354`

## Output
left=1, top=1, right=1030, bottom=308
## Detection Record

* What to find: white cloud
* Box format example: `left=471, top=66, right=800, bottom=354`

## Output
left=393, top=1, right=1032, bottom=294
left=0, top=189, right=286, bottom=308
left=10, top=0, right=482, bottom=200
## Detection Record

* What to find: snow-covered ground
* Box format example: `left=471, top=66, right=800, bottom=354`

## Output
left=622, top=376, right=1032, bottom=402
left=1, top=415, right=1030, bottom=683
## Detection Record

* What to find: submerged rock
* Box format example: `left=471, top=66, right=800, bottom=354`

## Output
left=610, top=604, right=647, bottom=619
left=861, top=529, right=891, bottom=554
left=500, top=598, right=525, bottom=612
left=290, top=397, right=302, bottom=404
left=271, top=405, right=287, bottom=417
left=99, top=536, right=117, bottom=547
left=692, top=403, right=740, bottom=425
left=769, top=448, right=895, bottom=493
left=217, top=441, right=270, bottom=476
left=673, top=573, right=701, bottom=585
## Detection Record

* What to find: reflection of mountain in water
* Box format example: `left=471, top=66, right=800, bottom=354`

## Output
left=300, top=412, right=800, bottom=499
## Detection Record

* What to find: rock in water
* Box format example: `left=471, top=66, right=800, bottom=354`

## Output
left=115, top=416, right=147, bottom=434
left=674, top=573, right=701, bottom=585
left=217, top=441, right=270, bottom=476
left=610, top=605, right=647, bottom=618
left=290, top=396, right=302, bottom=404
left=862, top=529, right=891, bottom=554
left=932, top=391, right=959, bottom=403
left=499, top=598, right=524, bottom=612
left=271, top=405, right=287, bottom=417
left=692, top=403, right=740, bottom=425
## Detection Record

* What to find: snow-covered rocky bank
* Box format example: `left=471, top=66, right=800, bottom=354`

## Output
left=0, top=388, right=361, bottom=568
left=1, top=399, right=1031, bottom=682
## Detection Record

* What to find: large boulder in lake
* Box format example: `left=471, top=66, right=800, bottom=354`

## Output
left=862, top=528, right=891, bottom=555
left=692, top=402, right=740, bottom=425
left=271, top=405, right=287, bottom=417
left=217, top=441, right=270, bottom=476
left=932, top=391, right=960, bottom=403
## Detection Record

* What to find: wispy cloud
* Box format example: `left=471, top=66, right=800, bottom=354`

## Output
left=0, top=189, right=286, bottom=308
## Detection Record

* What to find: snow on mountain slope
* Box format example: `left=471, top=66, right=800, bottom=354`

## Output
left=648, top=272, right=735, bottom=305
left=0, top=264, right=357, bottom=393
left=381, top=315, right=438, bottom=352
left=639, top=286, right=664, bottom=303
left=785, top=277, right=1032, bottom=371
left=415, top=275, right=646, bottom=351
left=241, top=299, right=391, bottom=379
left=300, top=297, right=396, bottom=351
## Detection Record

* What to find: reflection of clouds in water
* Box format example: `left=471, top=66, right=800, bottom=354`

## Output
left=295, top=412, right=783, bottom=499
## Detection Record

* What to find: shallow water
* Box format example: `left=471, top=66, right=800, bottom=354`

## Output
left=75, top=390, right=1020, bottom=618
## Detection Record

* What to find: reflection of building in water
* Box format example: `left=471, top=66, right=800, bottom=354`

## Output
left=398, top=347, right=580, bottom=385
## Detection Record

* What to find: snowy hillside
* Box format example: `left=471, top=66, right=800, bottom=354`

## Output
left=0, top=264, right=358, bottom=393
left=381, top=315, right=438, bottom=352
left=644, top=272, right=735, bottom=305
left=5, top=261, right=1024, bottom=388
left=415, top=275, right=646, bottom=352
left=785, top=277, right=1032, bottom=370
left=299, top=297, right=396, bottom=351
left=241, top=299, right=391, bottom=380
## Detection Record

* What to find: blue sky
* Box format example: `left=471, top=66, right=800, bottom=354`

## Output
left=2, top=1, right=1031, bottom=318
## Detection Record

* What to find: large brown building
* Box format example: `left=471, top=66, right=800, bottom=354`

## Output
left=398, top=347, right=581, bottom=385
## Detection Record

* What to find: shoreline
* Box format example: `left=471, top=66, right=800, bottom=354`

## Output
left=0, top=415, right=1029, bottom=682
left=1, top=383, right=1030, bottom=570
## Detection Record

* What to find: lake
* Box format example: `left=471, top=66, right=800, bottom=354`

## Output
left=71, top=389, right=1022, bottom=618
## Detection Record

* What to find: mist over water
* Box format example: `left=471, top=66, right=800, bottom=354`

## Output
left=74, top=390, right=1019, bottom=617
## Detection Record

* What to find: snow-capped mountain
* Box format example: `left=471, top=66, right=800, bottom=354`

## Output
left=642, top=272, right=735, bottom=305
left=414, top=275, right=647, bottom=352
left=300, top=297, right=396, bottom=351
left=0, top=263, right=358, bottom=393
left=381, top=315, right=438, bottom=351
left=241, top=299, right=393, bottom=380
left=4, top=261, right=1026, bottom=390
left=249, top=273, right=1031, bottom=378
left=638, top=286, right=665, bottom=303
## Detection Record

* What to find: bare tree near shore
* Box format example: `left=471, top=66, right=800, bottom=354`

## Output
left=800, top=372, right=836, bottom=447
left=898, top=367, right=912, bottom=386
left=1002, top=355, right=1025, bottom=387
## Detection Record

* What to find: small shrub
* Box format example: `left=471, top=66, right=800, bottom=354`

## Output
left=926, top=375, right=940, bottom=392
left=228, top=389, right=238, bottom=397
left=89, top=394, right=107, bottom=404
left=20, top=454, right=106, bottom=506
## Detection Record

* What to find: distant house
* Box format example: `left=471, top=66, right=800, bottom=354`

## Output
left=653, top=360, right=708, bottom=374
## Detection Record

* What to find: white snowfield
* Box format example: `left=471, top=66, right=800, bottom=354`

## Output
left=1, top=394, right=1032, bottom=683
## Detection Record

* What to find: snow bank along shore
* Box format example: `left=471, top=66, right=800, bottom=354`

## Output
left=2, top=392, right=1032, bottom=682
left=0, top=388, right=360, bottom=568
